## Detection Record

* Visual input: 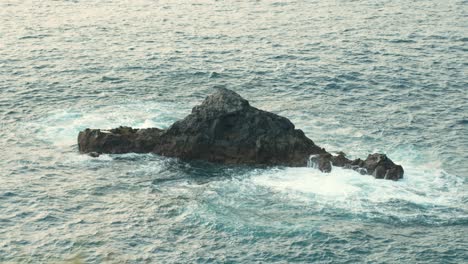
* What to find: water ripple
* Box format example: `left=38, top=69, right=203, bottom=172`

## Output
left=0, top=0, right=467, bottom=263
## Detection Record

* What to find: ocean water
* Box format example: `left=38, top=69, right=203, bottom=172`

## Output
left=1, top=0, right=467, bottom=263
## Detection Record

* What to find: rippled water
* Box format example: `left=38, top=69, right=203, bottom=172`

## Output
left=1, top=0, right=467, bottom=263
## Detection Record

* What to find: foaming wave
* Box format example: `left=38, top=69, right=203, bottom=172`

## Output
left=252, top=167, right=361, bottom=199
left=29, top=101, right=188, bottom=148
left=249, top=160, right=467, bottom=225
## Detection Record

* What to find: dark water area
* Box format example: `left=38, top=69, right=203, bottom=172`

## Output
left=0, top=0, right=467, bottom=263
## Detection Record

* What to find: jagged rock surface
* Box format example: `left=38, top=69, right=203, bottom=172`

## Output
left=78, top=88, right=404, bottom=180
left=310, top=152, right=404, bottom=180
left=78, top=127, right=163, bottom=154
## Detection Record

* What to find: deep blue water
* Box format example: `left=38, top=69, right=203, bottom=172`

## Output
left=1, top=0, right=467, bottom=263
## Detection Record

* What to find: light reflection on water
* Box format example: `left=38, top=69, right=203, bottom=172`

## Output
left=1, top=0, right=467, bottom=263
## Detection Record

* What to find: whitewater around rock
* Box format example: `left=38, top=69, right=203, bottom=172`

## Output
left=78, top=88, right=404, bottom=180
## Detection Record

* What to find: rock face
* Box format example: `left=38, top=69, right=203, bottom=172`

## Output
left=78, top=88, right=404, bottom=180
left=78, top=127, right=163, bottom=154
left=309, top=153, right=404, bottom=180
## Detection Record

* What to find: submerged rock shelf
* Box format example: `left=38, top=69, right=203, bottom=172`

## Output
left=78, top=88, right=403, bottom=180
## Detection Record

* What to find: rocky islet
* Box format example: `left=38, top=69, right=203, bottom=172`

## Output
left=78, top=88, right=404, bottom=180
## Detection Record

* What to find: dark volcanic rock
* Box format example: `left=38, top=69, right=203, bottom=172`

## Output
left=154, top=88, right=326, bottom=166
left=88, top=152, right=100, bottom=158
left=309, top=153, right=333, bottom=173
left=77, top=88, right=404, bottom=180
left=308, top=152, right=404, bottom=180
left=78, top=126, right=163, bottom=154
left=363, top=153, right=404, bottom=180
left=331, top=152, right=351, bottom=167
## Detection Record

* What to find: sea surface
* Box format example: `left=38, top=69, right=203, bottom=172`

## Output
left=1, top=0, right=467, bottom=263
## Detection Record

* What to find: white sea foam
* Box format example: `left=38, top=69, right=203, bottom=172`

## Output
left=30, top=102, right=189, bottom=148
left=250, top=159, right=467, bottom=219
